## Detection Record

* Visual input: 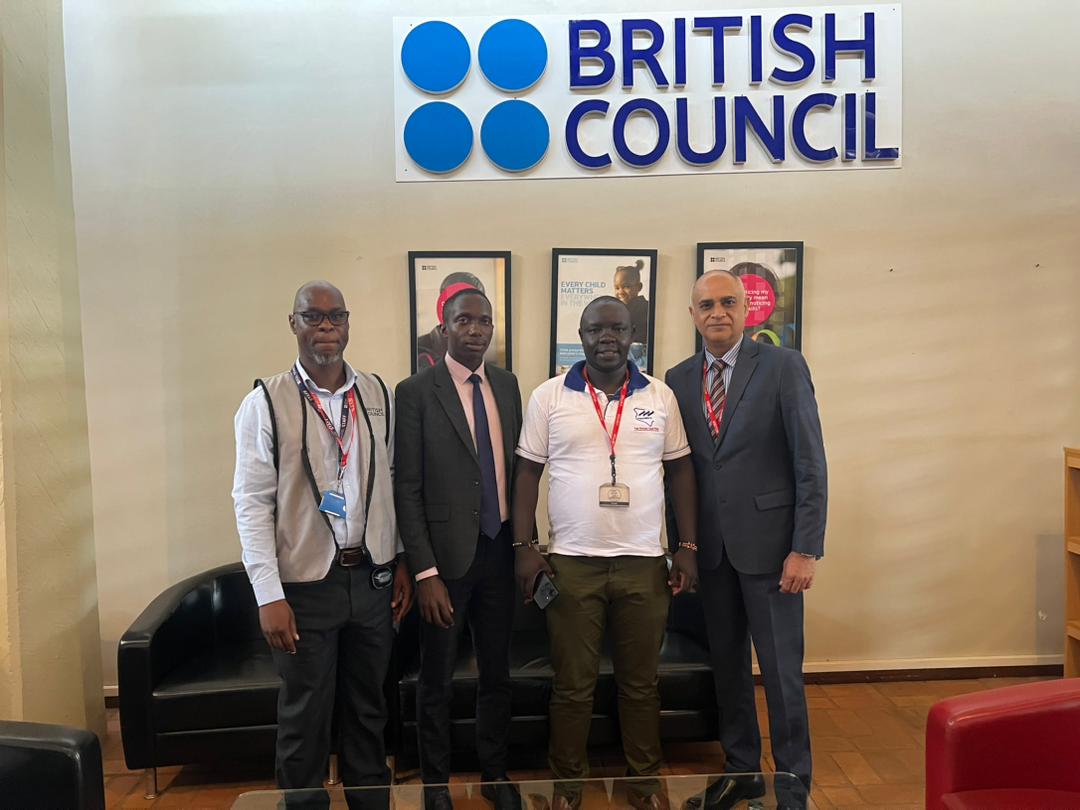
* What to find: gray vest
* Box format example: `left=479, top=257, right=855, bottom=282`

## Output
left=256, top=367, right=398, bottom=584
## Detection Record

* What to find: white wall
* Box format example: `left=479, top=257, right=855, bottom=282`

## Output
left=62, top=0, right=1080, bottom=686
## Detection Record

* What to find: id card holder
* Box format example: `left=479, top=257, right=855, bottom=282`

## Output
left=599, top=482, right=630, bottom=507
left=319, top=490, right=347, bottom=518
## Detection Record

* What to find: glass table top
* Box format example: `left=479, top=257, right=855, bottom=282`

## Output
left=233, top=772, right=812, bottom=809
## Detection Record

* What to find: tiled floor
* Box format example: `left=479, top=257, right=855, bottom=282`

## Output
left=103, top=676, right=1044, bottom=809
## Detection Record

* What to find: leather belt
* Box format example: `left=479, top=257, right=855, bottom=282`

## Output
left=335, top=547, right=369, bottom=568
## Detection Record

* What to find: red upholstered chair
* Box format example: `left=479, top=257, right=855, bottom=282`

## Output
left=925, top=678, right=1080, bottom=809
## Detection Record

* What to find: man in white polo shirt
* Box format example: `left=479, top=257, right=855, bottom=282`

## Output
left=512, top=297, right=699, bottom=810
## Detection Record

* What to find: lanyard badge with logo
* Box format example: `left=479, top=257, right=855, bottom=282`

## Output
left=291, top=366, right=393, bottom=588
left=290, top=365, right=363, bottom=522
left=585, top=368, right=631, bottom=507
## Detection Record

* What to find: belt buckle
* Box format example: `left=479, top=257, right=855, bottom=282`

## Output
left=337, top=548, right=365, bottom=568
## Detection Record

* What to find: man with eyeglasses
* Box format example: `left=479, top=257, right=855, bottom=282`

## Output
left=512, top=297, right=699, bottom=810
left=232, top=280, right=414, bottom=802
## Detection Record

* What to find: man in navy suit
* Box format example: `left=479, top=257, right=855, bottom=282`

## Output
left=666, top=270, right=827, bottom=808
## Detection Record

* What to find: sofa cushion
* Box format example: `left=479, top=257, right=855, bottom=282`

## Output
left=942, top=789, right=1080, bottom=809
left=399, top=629, right=712, bottom=721
left=152, top=640, right=279, bottom=732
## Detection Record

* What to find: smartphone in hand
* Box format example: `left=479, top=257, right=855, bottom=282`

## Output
left=533, top=571, right=559, bottom=610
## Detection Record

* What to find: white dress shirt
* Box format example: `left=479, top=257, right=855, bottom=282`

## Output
left=232, top=360, right=368, bottom=605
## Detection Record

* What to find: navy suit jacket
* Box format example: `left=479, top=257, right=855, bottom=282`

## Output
left=665, top=336, right=827, bottom=574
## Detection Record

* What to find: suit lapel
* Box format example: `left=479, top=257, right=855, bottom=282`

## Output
left=488, top=368, right=516, bottom=472
left=716, top=335, right=759, bottom=450
left=682, top=352, right=714, bottom=448
left=433, top=361, right=479, bottom=464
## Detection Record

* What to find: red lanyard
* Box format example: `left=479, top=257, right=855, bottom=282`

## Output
left=584, top=368, right=630, bottom=484
left=292, top=366, right=360, bottom=480
left=702, top=357, right=725, bottom=436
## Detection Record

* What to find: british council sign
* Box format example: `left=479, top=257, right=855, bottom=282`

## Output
left=394, top=6, right=902, bottom=181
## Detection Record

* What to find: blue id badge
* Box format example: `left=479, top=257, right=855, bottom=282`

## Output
left=319, top=490, right=347, bottom=518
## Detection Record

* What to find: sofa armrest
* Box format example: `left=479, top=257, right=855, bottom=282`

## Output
left=117, top=562, right=245, bottom=769
left=925, top=678, right=1080, bottom=809
left=0, top=720, right=105, bottom=810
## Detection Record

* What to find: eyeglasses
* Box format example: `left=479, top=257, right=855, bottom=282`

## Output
left=294, top=310, right=349, bottom=327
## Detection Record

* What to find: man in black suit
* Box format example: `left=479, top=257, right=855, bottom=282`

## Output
left=394, top=287, right=524, bottom=810
left=666, top=270, right=827, bottom=808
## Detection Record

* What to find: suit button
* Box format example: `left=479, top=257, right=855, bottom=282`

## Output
left=473, top=480, right=480, bottom=486
left=472, top=510, right=478, bottom=517
left=713, top=461, right=723, bottom=470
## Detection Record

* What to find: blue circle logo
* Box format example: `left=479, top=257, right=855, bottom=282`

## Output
left=481, top=100, right=549, bottom=172
left=401, top=21, right=470, bottom=94
left=403, top=102, right=473, bottom=173
left=478, top=19, right=547, bottom=93
left=401, top=18, right=550, bottom=174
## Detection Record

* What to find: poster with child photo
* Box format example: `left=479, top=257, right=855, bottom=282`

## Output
left=549, top=248, right=658, bottom=377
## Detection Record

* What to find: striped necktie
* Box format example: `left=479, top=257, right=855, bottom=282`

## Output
left=706, top=359, right=726, bottom=440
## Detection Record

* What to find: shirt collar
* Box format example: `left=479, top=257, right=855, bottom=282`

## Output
left=294, top=357, right=357, bottom=396
left=563, top=359, right=650, bottom=396
left=444, top=353, right=486, bottom=385
left=704, top=338, right=742, bottom=370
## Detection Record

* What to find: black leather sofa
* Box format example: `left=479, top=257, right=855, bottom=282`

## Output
left=0, top=720, right=106, bottom=810
left=395, top=581, right=717, bottom=770
left=118, top=563, right=278, bottom=796
left=119, top=562, right=717, bottom=787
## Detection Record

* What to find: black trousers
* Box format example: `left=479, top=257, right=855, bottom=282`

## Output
left=272, top=562, right=394, bottom=796
left=699, top=555, right=812, bottom=798
left=417, top=525, right=515, bottom=785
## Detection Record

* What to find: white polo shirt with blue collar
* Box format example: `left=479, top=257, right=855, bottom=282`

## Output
left=517, top=360, right=691, bottom=558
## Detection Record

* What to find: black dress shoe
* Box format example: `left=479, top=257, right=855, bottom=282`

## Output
left=425, top=787, right=454, bottom=810
left=683, top=774, right=765, bottom=810
left=481, top=778, right=523, bottom=810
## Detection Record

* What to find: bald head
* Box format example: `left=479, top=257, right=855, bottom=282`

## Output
left=689, top=270, right=748, bottom=355
left=691, top=270, right=743, bottom=303
left=294, top=280, right=345, bottom=312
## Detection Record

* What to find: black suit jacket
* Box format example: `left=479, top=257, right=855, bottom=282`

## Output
left=394, top=360, right=524, bottom=580
left=666, top=336, right=827, bottom=574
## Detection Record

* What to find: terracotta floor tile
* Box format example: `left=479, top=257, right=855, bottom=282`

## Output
left=807, top=709, right=846, bottom=736
left=105, top=775, right=141, bottom=803
left=826, top=709, right=873, bottom=737
left=821, top=684, right=892, bottom=709
left=818, top=785, right=864, bottom=805
left=809, top=785, right=835, bottom=808
left=810, top=754, right=851, bottom=788
left=924, top=679, right=985, bottom=697
left=859, top=752, right=920, bottom=784
left=884, top=694, right=938, bottom=709
left=890, top=748, right=924, bottom=777
left=812, top=736, right=858, bottom=753
left=101, top=677, right=1049, bottom=809
left=829, top=753, right=883, bottom=786
left=851, top=728, right=922, bottom=753
left=855, top=782, right=923, bottom=803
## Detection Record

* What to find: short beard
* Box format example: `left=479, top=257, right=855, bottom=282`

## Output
left=311, top=349, right=342, bottom=366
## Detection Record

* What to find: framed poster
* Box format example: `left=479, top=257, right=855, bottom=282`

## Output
left=408, top=251, right=512, bottom=374
left=696, top=242, right=804, bottom=350
left=550, top=248, right=658, bottom=377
